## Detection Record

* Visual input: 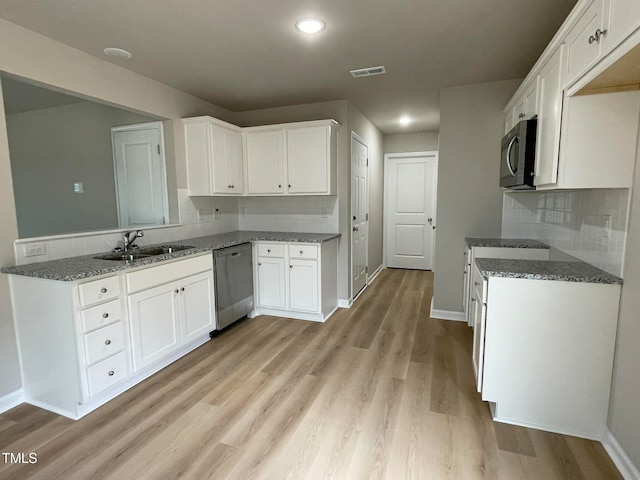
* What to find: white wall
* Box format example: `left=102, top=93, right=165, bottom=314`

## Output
left=383, top=131, right=439, bottom=153
left=0, top=18, right=235, bottom=401
left=432, top=79, right=521, bottom=314
left=502, top=189, right=630, bottom=277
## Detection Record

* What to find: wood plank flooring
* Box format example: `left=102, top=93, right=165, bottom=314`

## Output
left=0, top=269, right=622, bottom=479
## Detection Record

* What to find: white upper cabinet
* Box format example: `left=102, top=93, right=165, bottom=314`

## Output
left=602, top=0, right=640, bottom=51
left=244, top=120, right=338, bottom=196
left=503, top=0, right=640, bottom=190
left=534, top=46, right=564, bottom=187
left=564, top=0, right=608, bottom=87
left=245, top=130, right=286, bottom=194
left=184, top=117, right=244, bottom=195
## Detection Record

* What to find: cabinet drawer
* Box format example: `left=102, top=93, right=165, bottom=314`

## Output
left=288, top=244, right=318, bottom=260
left=83, top=322, right=125, bottom=365
left=78, top=276, right=120, bottom=307
left=472, top=264, right=487, bottom=304
left=126, top=253, right=212, bottom=293
left=257, top=243, right=285, bottom=258
left=86, top=351, right=128, bottom=397
left=81, top=299, right=122, bottom=333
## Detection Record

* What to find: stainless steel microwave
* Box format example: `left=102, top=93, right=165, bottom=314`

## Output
left=500, top=117, right=537, bottom=190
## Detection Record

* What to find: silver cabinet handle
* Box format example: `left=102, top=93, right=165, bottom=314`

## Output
left=181, top=287, right=185, bottom=292
left=505, top=135, right=518, bottom=176
left=471, top=298, right=476, bottom=303
left=589, top=28, right=607, bottom=44
left=108, top=370, right=114, bottom=376
left=267, top=249, right=271, bottom=253
left=100, top=287, right=108, bottom=294
left=290, top=265, right=293, bottom=269
left=474, top=281, right=479, bottom=286
left=105, top=339, right=111, bottom=345
left=353, top=226, right=359, bottom=232
left=102, top=313, right=109, bottom=319
left=175, top=289, right=179, bottom=294
left=299, top=250, right=304, bottom=255
left=518, top=113, right=526, bottom=119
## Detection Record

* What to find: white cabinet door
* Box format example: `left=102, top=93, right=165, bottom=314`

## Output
left=257, top=257, right=287, bottom=308
left=185, top=122, right=212, bottom=196
left=523, top=77, right=540, bottom=119
left=534, top=45, right=564, bottom=187
left=287, top=126, right=328, bottom=194
left=129, top=282, right=181, bottom=371
left=602, top=0, right=640, bottom=53
left=245, top=130, right=285, bottom=194
left=180, top=271, right=215, bottom=344
left=471, top=282, right=486, bottom=393
left=211, top=126, right=243, bottom=194
left=564, top=0, right=606, bottom=86
left=289, top=259, right=319, bottom=313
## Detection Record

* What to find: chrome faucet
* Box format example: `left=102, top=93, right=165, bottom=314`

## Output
left=122, top=230, right=144, bottom=252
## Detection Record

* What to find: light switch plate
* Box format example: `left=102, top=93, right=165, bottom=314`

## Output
left=24, top=243, right=46, bottom=257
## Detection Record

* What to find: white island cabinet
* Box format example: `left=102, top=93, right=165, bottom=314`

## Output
left=472, top=259, right=621, bottom=440
left=8, top=252, right=215, bottom=419
left=253, top=239, right=338, bottom=322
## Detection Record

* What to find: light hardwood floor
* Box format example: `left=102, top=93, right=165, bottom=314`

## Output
left=0, top=269, right=622, bottom=479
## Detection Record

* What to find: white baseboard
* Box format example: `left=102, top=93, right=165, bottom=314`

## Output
left=0, top=389, right=25, bottom=414
left=367, top=265, right=384, bottom=284
left=430, top=306, right=466, bottom=322
left=603, top=429, right=640, bottom=480
left=338, top=299, right=352, bottom=309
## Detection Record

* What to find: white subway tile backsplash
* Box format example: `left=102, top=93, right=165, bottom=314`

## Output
left=502, top=189, right=630, bottom=277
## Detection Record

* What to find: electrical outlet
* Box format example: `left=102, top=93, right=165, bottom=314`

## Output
left=24, top=243, right=46, bottom=257
left=602, top=215, right=612, bottom=239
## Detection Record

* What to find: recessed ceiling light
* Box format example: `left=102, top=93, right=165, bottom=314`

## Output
left=398, top=116, right=412, bottom=126
left=295, top=18, right=326, bottom=34
left=103, top=47, right=132, bottom=60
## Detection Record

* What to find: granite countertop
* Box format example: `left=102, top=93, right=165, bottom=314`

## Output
left=474, top=258, right=622, bottom=285
left=1, top=230, right=340, bottom=281
left=466, top=237, right=550, bottom=249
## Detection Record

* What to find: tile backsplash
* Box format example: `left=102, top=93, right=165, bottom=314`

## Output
left=238, top=196, right=338, bottom=233
left=502, top=189, right=631, bottom=277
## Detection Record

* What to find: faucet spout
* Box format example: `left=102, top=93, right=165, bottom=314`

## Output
left=122, top=230, right=144, bottom=252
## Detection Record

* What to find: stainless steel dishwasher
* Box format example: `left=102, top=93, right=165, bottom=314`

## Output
left=213, top=243, right=254, bottom=330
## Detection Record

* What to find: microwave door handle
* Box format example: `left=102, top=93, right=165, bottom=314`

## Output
left=505, top=135, right=518, bottom=176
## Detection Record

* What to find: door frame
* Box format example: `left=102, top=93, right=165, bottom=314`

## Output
left=111, top=121, right=169, bottom=228
left=383, top=151, right=439, bottom=269
left=350, top=131, right=369, bottom=300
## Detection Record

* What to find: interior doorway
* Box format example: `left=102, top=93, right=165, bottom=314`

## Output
left=384, top=151, right=438, bottom=270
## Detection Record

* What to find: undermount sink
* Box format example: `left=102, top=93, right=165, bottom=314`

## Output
left=94, top=245, right=195, bottom=261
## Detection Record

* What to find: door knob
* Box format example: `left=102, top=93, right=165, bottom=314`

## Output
left=428, top=217, right=433, bottom=224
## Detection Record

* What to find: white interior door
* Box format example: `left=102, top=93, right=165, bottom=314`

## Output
left=112, top=122, right=168, bottom=228
left=384, top=152, right=438, bottom=270
left=351, top=134, right=368, bottom=298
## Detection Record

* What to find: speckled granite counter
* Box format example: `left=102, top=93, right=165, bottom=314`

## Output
left=0, top=231, right=340, bottom=281
left=465, top=237, right=549, bottom=249
left=474, top=258, right=622, bottom=285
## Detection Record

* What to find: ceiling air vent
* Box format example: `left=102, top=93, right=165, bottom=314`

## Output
left=350, top=66, right=387, bottom=78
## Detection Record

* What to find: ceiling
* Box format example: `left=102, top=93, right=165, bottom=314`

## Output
left=0, top=0, right=577, bottom=134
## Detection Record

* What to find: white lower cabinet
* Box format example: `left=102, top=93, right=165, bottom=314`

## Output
left=8, top=252, right=215, bottom=420
left=127, top=255, right=215, bottom=372
left=254, top=239, right=338, bottom=322
left=463, top=245, right=550, bottom=326
left=475, top=266, right=621, bottom=439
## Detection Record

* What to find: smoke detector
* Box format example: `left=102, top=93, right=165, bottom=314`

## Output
left=350, top=66, right=386, bottom=78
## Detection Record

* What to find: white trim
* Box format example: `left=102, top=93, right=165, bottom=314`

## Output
left=0, top=389, right=25, bottom=414
left=430, top=305, right=466, bottom=322
left=338, top=299, right=352, bottom=309
left=367, top=264, right=384, bottom=284
left=603, top=430, right=640, bottom=480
